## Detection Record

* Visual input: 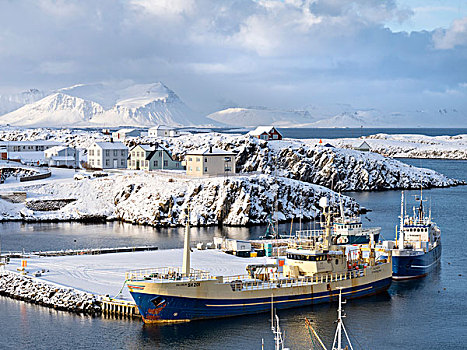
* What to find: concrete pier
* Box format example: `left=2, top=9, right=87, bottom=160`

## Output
left=101, top=297, right=140, bottom=318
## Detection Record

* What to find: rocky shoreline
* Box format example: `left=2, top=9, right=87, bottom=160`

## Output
left=0, top=270, right=101, bottom=315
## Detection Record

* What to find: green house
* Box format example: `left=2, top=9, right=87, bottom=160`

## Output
left=128, top=144, right=182, bottom=171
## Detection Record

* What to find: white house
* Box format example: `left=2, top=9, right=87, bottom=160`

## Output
left=111, top=129, right=142, bottom=141
left=87, top=142, right=128, bottom=169
left=148, top=125, right=180, bottom=138
left=44, top=146, right=79, bottom=167
left=0, top=140, right=62, bottom=152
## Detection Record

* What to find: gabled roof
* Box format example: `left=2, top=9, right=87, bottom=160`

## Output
left=248, top=126, right=280, bottom=136
left=44, top=146, right=69, bottom=153
left=355, top=141, right=371, bottom=149
left=93, top=141, right=128, bottom=150
left=115, top=128, right=137, bottom=134
left=186, top=147, right=236, bottom=156
left=149, top=125, right=175, bottom=130
left=0, top=140, right=62, bottom=146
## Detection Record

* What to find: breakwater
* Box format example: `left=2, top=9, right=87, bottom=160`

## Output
left=0, top=270, right=101, bottom=314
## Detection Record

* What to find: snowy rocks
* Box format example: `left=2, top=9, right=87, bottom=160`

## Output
left=166, top=134, right=464, bottom=191
left=0, top=271, right=101, bottom=314
left=112, top=174, right=357, bottom=226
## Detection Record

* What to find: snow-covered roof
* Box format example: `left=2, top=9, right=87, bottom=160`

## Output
left=115, top=128, right=136, bottom=133
left=0, top=140, right=62, bottom=146
left=149, top=125, right=175, bottom=130
left=249, top=126, right=280, bottom=136
left=130, top=144, right=168, bottom=152
left=45, top=146, right=69, bottom=153
left=93, top=142, right=128, bottom=150
left=50, top=156, right=75, bottom=161
left=186, top=147, right=236, bottom=156
left=355, top=141, right=371, bottom=149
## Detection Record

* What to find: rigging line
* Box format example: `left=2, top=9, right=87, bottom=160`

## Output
left=344, top=322, right=366, bottom=350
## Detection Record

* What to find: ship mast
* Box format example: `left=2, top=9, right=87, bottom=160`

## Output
left=399, top=191, right=405, bottom=250
left=332, top=289, right=354, bottom=350
left=319, top=197, right=332, bottom=251
left=182, top=208, right=191, bottom=277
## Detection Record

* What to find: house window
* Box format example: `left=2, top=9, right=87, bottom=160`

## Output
left=205, top=158, right=208, bottom=162
left=204, top=167, right=208, bottom=172
left=176, top=163, right=179, bottom=168
left=196, top=157, right=200, bottom=162
left=105, top=150, right=110, bottom=156
left=196, top=167, right=200, bottom=171
left=189, top=167, right=192, bottom=171
left=89, top=150, right=94, bottom=156
left=121, top=159, right=125, bottom=166
left=159, top=151, right=162, bottom=157
left=121, top=150, right=125, bottom=156
left=97, top=159, right=101, bottom=166
left=188, top=157, right=192, bottom=161
left=105, top=159, right=110, bottom=166
left=97, top=150, right=101, bottom=156
left=225, top=167, right=231, bottom=172
left=273, top=134, right=278, bottom=139
left=164, top=160, right=168, bottom=167
left=224, top=157, right=231, bottom=162
left=154, top=160, right=158, bottom=167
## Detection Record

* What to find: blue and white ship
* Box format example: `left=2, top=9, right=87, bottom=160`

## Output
left=332, top=199, right=380, bottom=245
left=387, top=191, right=441, bottom=280
left=126, top=198, right=392, bottom=323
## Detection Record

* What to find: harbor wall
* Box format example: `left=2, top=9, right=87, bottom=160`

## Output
left=0, top=270, right=101, bottom=315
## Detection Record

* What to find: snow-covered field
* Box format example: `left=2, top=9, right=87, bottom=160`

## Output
left=5, top=249, right=267, bottom=300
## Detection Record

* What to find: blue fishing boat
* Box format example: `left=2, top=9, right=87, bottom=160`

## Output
left=389, top=191, right=441, bottom=280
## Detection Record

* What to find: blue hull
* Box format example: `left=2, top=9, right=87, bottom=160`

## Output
left=130, top=277, right=392, bottom=322
left=392, top=243, right=441, bottom=280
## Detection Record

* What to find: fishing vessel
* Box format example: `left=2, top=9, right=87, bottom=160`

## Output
left=126, top=198, right=392, bottom=323
left=332, top=199, right=380, bottom=245
left=387, top=191, right=441, bottom=280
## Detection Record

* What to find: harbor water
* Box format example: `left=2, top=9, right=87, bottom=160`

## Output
left=0, top=158, right=466, bottom=349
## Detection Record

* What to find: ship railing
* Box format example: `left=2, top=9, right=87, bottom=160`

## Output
left=293, top=229, right=323, bottom=240
left=125, top=267, right=215, bottom=282
left=224, top=269, right=367, bottom=291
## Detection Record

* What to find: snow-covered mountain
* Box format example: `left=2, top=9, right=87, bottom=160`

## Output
left=0, top=82, right=211, bottom=127
left=308, top=110, right=390, bottom=128
left=0, top=93, right=104, bottom=127
left=207, top=107, right=316, bottom=127
left=0, top=89, right=48, bottom=115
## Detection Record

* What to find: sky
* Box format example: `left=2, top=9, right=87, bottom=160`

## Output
left=0, top=0, right=466, bottom=120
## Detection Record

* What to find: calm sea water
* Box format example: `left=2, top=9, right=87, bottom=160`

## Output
left=1, top=158, right=466, bottom=349
left=212, top=127, right=467, bottom=139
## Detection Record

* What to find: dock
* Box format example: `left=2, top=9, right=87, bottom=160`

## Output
left=2, top=245, right=159, bottom=258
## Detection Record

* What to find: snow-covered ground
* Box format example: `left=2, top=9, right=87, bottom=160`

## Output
left=0, top=170, right=357, bottom=226
left=5, top=249, right=267, bottom=300
left=327, top=134, right=467, bottom=159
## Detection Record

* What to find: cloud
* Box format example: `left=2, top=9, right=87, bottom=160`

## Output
left=433, top=16, right=467, bottom=49
left=0, top=0, right=465, bottom=116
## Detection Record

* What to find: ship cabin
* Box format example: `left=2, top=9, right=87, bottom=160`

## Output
left=401, top=223, right=440, bottom=251
left=333, top=219, right=362, bottom=234
left=284, top=249, right=347, bottom=278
